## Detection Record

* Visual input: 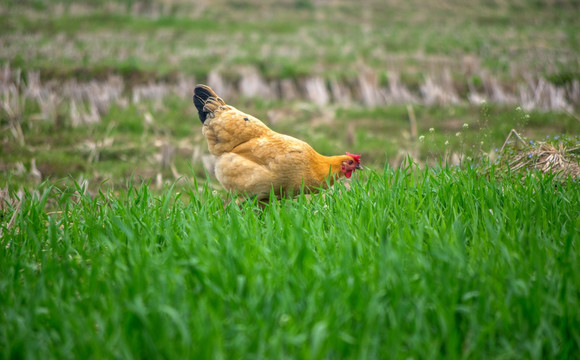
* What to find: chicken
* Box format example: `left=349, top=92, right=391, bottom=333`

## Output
left=193, top=84, right=361, bottom=201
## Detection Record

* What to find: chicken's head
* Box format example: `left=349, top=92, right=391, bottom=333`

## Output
left=341, top=152, right=362, bottom=178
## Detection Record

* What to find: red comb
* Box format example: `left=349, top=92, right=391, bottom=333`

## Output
left=346, top=152, right=361, bottom=163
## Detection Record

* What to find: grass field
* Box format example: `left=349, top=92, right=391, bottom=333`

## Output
left=1, top=0, right=580, bottom=358
left=2, top=167, right=579, bottom=359
left=1, top=0, right=579, bottom=191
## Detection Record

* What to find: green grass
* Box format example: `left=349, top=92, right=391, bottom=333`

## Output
left=2, top=0, right=579, bottom=83
left=1, top=166, right=579, bottom=359
left=1, top=2, right=579, bottom=356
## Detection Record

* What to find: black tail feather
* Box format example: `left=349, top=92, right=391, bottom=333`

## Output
left=193, top=85, right=212, bottom=123
left=193, top=84, right=223, bottom=124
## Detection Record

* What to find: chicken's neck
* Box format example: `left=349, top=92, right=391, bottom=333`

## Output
left=314, top=154, right=351, bottom=185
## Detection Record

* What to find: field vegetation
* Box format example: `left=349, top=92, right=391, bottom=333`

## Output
left=1, top=0, right=579, bottom=190
left=1, top=0, right=580, bottom=358
left=2, top=167, right=580, bottom=359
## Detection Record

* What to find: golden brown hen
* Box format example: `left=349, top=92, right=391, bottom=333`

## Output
left=193, top=84, right=361, bottom=202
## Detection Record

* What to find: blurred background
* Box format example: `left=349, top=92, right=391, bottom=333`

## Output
left=1, top=0, right=579, bottom=191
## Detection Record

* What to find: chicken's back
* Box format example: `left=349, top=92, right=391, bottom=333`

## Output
left=202, top=108, right=271, bottom=156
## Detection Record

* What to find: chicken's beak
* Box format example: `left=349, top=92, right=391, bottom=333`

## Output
left=355, top=164, right=362, bottom=170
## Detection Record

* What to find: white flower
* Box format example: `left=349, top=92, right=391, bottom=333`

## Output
left=456, top=132, right=461, bottom=137
left=279, top=314, right=291, bottom=324
left=481, top=99, right=487, bottom=104
left=445, top=140, right=449, bottom=146
left=419, top=135, right=425, bottom=142
left=429, top=128, right=435, bottom=133
left=462, top=123, right=469, bottom=129
left=516, top=106, right=521, bottom=111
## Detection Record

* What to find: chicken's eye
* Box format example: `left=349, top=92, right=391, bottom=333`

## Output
left=348, top=160, right=354, bottom=165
